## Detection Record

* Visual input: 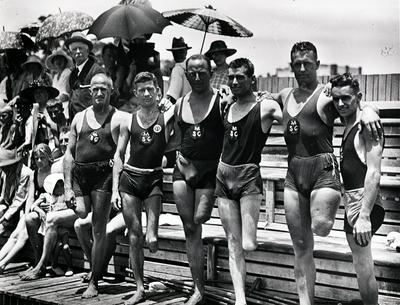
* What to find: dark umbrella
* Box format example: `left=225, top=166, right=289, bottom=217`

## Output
left=163, top=5, right=253, bottom=53
left=0, top=31, right=34, bottom=51
left=36, top=11, right=93, bottom=42
left=88, top=3, right=170, bottom=40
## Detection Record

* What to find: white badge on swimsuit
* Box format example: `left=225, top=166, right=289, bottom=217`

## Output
left=89, top=131, right=100, bottom=144
left=190, top=124, right=203, bottom=140
left=287, top=118, right=300, bottom=136
left=140, top=130, right=153, bottom=145
left=153, top=124, right=162, bottom=134
left=228, top=124, right=239, bottom=142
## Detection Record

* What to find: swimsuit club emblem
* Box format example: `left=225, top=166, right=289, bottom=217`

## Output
left=190, top=124, right=203, bottom=140
left=228, top=125, right=239, bottom=141
left=89, top=131, right=100, bottom=144
left=153, top=124, right=162, bottom=134
left=140, top=130, right=153, bottom=145
left=287, top=118, right=300, bottom=135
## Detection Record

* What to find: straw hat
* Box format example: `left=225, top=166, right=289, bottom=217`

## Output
left=45, top=48, right=73, bottom=71
left=0, top=149, right=21, bottom=167
left=65, top=32, right=93, bottom=50
left=166, top=37, right=192, bottom=51
left=20, top=79, right=59, bottom=101
left=43, top=173, right=64, bottom=195
left=205, top=40, right=237, bottom=58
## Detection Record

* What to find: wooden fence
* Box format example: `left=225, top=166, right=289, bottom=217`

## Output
left=257, top=73, right=400, bottom=101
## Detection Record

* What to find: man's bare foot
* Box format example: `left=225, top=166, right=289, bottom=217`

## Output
left=81, top=271, right=92, bottom=283
left=185, top=291, right=204, bottom=305
left=20, top=268, right=44, bottom=281
left=0, top=264, right=5, bottom=274
left=18, top=266, right=33, bottom=278
left=146, top=236, right=158, bottom=253
left=124, top=290, right=146, bottom=305
left=81, top=282, right=98, bottom=299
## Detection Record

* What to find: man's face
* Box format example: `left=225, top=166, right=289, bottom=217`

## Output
left=90, top=76, right=111, bottom=108
left=290, top=51, right=319, bottom=84
left=102, top=48, right=118, bottom=69
left=135, top=80, right=159, bottom=109
left=331, top=85, right=360, bottom=118
left=211, top=51, right=227, bottom=67
left=186, top=59, right=211, bottom=94
left=59, top=131, right=69, bottom=154
left=33, top=88, right=49, bottom=105
left=53, top=56, right=67, bottom=71
left=228, top=66, right=253, bottom=97
left=69, top=42, right=89, bottom=65
left=46, top=103, right=64, bottom=124
left=172, top=49, right=187, bottom=63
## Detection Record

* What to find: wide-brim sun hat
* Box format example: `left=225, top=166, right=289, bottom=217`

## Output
left=205, top=40, right=237, bottom=58
left=65, top=32, right=93, bottom=50
left=43, top=173, right=64, bottom=195
left=21, top=55, right=44, bottom=71
left=45, top=48, right=73, bottom=71
left=0, top=149, right=21, bottom=167
left=20, top=80, right=59, bottom=101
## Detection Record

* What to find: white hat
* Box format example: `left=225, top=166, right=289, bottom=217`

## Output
left=43, top=173, right=64, bottom=195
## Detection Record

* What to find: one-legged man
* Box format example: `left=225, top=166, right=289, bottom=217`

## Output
left=112, top=72, right=174, bottom=305
left=274, top=42, right=382, bottom=305
left=331, top=73, right=384, bottom=305
left=173, top=54, right=225, bottom=305
left=216, top=58, right=282, bottom=305
left=63, top=73, right=128, bottom=298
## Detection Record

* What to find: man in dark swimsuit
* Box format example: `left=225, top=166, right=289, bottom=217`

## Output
left=331, top=73, right=384, bottom=305
left=274, top=42, right=382, bottom=305
left=63, top=73, right=128, bottom=298
left=215, top=58, right=282, bottom=305
left=111, top=72, right=174, bottom=305
left=173, top=54, right=224, bottom=305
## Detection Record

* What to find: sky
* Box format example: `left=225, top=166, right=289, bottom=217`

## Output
left=1, top=0, right=399, bottom=76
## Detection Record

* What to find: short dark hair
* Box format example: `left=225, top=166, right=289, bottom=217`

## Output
left=330, top=73, right=360, bottom=93
left=186, top=54, right=212, bottom=72
left=228, top=58, right=254, bottom=77
left=290, top=41, right=318, bottom=60
left=133, top=71, right=159, bottom=87
left=59, top=125, right=70, bottom=135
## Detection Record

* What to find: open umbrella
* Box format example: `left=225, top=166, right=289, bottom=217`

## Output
left=163, top=5, right=253, bottom=53
left=36, top=11, right=93, bottom=42
left=88, top=3, right=170, bottom=40
left=0, top=31, right=34, bottom=51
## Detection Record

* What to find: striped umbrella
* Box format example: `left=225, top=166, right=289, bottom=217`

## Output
left=163, top=5, right=253, bottom=53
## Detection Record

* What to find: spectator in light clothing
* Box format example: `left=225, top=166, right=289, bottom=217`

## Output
left=205, top=40, right=237, bottom=90
left=164, top=37, right=192, bottom=104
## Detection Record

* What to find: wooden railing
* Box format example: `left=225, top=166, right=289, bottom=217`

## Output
left=257, top=73, right=400, bottom=101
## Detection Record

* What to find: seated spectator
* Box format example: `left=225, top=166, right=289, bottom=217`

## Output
left=45, top=48, right=73, bottom=117
left=12, top=97, right=34, bottom=163
left=29, top=173, right=73, bottom=276
left=20, top=55, right=52, bottom=92
left=0, top=50, right=27, bottom=103
left=19, top=80, right=59, bottom=155
left=0, top=149, right=33, bottom=236
left=51, top=126, right=69, bottom=174
left=46, top=98, right=68, bottom=148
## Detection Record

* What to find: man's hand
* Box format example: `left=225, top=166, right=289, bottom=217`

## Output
left=255, top=90, right=274, bottom=102
left=59, top=93, right=69, bottom=103
left=158, top=97, right=173, bottom=113
left=65, top=189, right=76, bottom=210
left=360, top=106, right=383, bottom=140
left=111, top=191, right=122, bottom=211
left=323, top=82, right=332, bottom=97
left=353, top=214, right=372, bottom=247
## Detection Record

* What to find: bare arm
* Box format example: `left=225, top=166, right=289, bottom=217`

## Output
left=63, top=113, right=79, bottom=208
left=353, top=129, right=384, bottom=247
left=24, top=171, right=35, bottom=214
left=360, top=103, right=382, bottom=140
left=111, top=119, right=130, bottom=210
left=260, top=98, right=283, bottom=134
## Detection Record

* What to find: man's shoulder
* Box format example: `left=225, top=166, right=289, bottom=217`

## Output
left=21, top=165, right=33, bottom=178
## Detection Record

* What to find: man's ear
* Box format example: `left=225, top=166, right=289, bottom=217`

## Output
left=316, top=60, right=320, bottom=70
left=357, top=92, right=363, bottom=101
left=156, top=87, right=162, bottom=100
left=290, top=63, right=294, bottom=72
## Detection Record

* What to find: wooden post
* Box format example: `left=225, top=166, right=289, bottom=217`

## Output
left=207, top=243, right=216, bottom=281
left=264, top=179, right=275, bottom=226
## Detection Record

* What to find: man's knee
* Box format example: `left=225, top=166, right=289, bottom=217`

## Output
left=292, top=237, right=313, bottom=254
left=242, top=239, right=257, bottom=251
left=194, top=213, right=211, bottom=225
left=311, top=216, right=334, bottom=237
left=45, top=213, right=59, bottom=230
left=183, top=222, right=199, bottom=237
left=128, top=227, right=143, bottom=245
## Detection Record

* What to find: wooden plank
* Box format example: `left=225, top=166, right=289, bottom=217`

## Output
left=359, top=75, right=367, bottom=101
left=378, top=74, right=387, bottom=101
left=264, top=180, right=275, bottom=223
left=390, top=74, right=400, bottom=101
left=373, top=74, right=380, bottom=101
